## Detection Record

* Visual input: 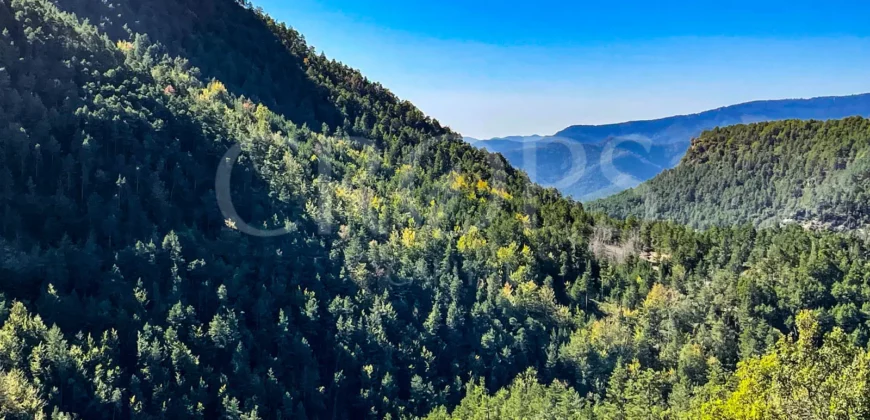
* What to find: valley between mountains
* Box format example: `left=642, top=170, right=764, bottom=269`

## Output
left=1, top=0, right=870, bottom=418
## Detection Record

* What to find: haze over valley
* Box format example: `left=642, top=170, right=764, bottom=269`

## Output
left=467, top=94, right=870, bottom=200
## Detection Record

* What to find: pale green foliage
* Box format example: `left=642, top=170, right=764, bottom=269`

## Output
left=691, top=310, right=870, bottom=419
left=425, top=369, right=590, bottom=420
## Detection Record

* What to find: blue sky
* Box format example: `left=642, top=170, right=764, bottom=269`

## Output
left=256, top=0, right=870, bottom=139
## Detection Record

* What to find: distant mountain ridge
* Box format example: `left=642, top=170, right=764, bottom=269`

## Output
left=556, top=94, right=870, bottom=143
left=468, top=93, right=870, bottom=200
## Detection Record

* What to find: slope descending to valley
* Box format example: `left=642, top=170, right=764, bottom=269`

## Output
left=3, top=0, right=870, bottom=419
left=471, top=95, right=870, bottom=200
left=589, top=117, right=870, bottom=229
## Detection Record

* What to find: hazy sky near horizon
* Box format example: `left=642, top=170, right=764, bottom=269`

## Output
left=256, top=0, right=870, bottom=139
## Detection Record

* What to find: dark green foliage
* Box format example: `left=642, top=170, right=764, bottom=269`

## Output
left=1, top=0, right=870, bottom=418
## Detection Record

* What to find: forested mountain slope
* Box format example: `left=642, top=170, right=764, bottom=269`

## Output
left=2, top=0, right=870, bottom=418
left=589, top=117, right=870, bottom=229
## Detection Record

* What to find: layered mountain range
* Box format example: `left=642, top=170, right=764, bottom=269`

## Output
left=468, top=94, right=870, bottom=200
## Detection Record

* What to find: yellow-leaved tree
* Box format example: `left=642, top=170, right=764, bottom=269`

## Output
left=688, top=310, right=870, bottom=420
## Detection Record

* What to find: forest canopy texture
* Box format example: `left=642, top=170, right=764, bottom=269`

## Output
left=1, top=0, right=870, bottom=419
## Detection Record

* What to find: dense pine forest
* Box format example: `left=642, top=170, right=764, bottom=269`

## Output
left=1, top=0, right=870, bottom=418
left=590, top=117, right=870, bottom=230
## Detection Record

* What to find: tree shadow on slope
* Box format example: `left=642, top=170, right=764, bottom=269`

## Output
left=54, top=0, right=343, bottom=131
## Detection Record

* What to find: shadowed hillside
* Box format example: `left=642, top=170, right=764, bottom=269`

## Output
left=2, top=0, right=870, bottom=418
